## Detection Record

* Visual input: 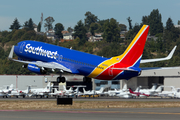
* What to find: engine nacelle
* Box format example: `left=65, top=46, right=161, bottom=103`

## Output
left=27, top=64, right=46, bottom=74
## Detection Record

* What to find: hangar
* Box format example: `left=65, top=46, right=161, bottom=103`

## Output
left=0, top=67, right=180, bottom=91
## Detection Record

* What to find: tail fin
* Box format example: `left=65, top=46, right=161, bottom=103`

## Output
left=54, top=88, right=58, bottom=93
left=129, top=88, right=134, bottom=93
left=150, top=84, right=157, bottom=91
left=45, top=82, right=51, bottom=90
left=27, top=86, right=31, bottom=93
left=99, top=87, right=104, bottom=93
left=117, top=25, right=149, bottom=67
left=122, top=84, right=127, bottom=90
left=69, top=87, right=73, bottom=91
left=9, top=84, right=14, bottom=90
left=83, top=88, right=87, bottom=93
left=63, top=85, right=67, bottom=91
left=155, top=86, right=163, bottom=92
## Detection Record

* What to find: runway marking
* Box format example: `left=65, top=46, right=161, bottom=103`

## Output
left=1, top=109, right=180, bottom=115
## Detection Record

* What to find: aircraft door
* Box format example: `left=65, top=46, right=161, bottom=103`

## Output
left=19, top=42, right=26, bottom=53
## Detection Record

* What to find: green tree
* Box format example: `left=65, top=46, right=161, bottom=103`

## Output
left=37, top=22, right=41, bottom=32
left=141, top=16, right=149, bottom=25
left=166, top=17, right=174, bottom=31
left=9, top=18, right=21, bottom=30
left=28, top=18, right=34, bottom=30
left=54, top=23, right=64, bottom=39
left=23, top=18, right=34, bottom=30
left=103, top=18, right=120, bottom=43
left=127, top=17, right=132, bottom=30
left=178, top=20, right=180, bottom=25
left=73, top=20, right=87, bottom=45
left=148, top=9, right=163, bottom=35
left=119, top=24, right=127, bottom=31
left=89, top=23, right=99, bottom=36
left=67, top=27, right=73, bottom=33
left=84, top=11, right=98, bottom=30
left=44, top=16, right=55, bottom=31
left=23, top=21, right=29, bottom=28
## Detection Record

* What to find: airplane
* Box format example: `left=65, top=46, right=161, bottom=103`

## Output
left=158, top=86, right=177, bottom=98
left=83, top=88, right=96, bottom=97
left=129, top=88, right=150, bottom=98
left=63, top=85, right=73, bottom=95
left=49, top=88, right=65, bottom=97
left=116, top=91, right=132, bottom=98
left=0, top=90, right=7, bottom=98
left=95, top=86, right=106, bottom=96
left=8, top=25, right=177, bottom=83
left=73, top=85, right=86, bottom=97
left=0, top=84, right=14, bottom=98
left=135, top=84, right=158, bottom=96
left=49, top=85, right=74, bottom=97
left=104, top=84, right=128, bottom=96
left=30, top=82, right=52, bottom=98
left=8, top=86, right=31, bottom=98
left=174, top=88, right=180, bottom=98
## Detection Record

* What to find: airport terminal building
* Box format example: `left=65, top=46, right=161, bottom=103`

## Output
left=0, top=67, right=180, bottom=91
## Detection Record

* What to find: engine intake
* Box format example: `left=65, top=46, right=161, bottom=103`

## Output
left=27, top=64, right=46, bottom=74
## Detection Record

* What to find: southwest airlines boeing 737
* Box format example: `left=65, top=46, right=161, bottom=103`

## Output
left=8, top=25, right=176, bottom=83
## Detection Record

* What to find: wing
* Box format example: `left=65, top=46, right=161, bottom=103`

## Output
left=8, top=45, right=72, bottom=73
left=140, top=46, right=177, bottom=63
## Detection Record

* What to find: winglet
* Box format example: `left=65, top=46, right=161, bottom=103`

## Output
left=140, top=45, right=177, bottom=63
left=166, top=45, right=177, bottom=59
left=8, top=45, right=14, bottom=60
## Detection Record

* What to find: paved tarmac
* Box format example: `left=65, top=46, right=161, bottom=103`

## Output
left=0, top=97, right=180, bottom=120
left=0, top=107, right=180, bottom=120
left=1, top=96, right=180, bottom=102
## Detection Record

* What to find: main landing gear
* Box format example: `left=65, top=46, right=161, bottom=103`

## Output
left=57, top=76, right=66, bottom=83
left=57, top=70, right=66, bottom=83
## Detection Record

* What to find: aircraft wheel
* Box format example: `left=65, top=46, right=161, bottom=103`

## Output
left=83, top=77, right=92, bottom=83
left=61, top=77, right=66, bottom=83
left=16, top=96, right=18, bottom=98
left=57, top=77, right=61, bottom=83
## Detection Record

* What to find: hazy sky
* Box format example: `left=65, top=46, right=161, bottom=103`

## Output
left=0, top=0, right=180, bottom=31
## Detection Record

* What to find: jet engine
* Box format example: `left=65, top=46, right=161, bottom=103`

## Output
left=27, top=64, right=46, bottom=74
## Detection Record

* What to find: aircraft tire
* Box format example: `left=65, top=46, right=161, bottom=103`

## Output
left=57, top=77, right=61, bottom=83
left=83, top=77, right=92, bottom=83
left=61, top=77, right=66, bottom=83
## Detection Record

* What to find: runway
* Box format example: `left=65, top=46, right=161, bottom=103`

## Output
left=0, top=108, right=180, bottom=120
left=0, top=97, right=180, bottom=120
left=1, top=96, right=180, bottom=102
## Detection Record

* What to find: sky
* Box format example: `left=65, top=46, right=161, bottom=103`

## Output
left=0, top=0, right=180, bottom=32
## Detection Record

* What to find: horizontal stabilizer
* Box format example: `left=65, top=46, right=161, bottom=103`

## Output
left=111, top=67, right=139, bottom=72
left=140, top=46, right=177, bottom=63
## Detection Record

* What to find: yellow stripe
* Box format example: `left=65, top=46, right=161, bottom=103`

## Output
left=88, top=25, right=148, bottom=78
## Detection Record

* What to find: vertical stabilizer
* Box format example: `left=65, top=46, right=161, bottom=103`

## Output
left=117, top=25, right=149, bottom=67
